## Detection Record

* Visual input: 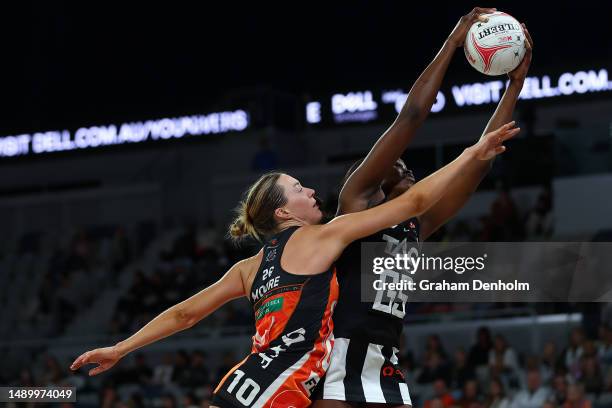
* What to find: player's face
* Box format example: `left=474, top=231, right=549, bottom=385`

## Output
left=276, top=174, right=323, bottom=225
left=382, top=159, right=416, bottom=201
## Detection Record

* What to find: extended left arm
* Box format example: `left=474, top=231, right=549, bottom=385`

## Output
left=419, top=25, right=533, bottom=240
left=337, top=8, right=495, bottom=215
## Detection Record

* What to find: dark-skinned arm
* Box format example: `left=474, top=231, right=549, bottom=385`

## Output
left=419, top=25, right=533, bottom=240
left=337, top=7, right=496, bottom=216
left=307, top=123, right=520, bottom=274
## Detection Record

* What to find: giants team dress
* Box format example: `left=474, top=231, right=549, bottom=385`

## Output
left=212, top=227, right=339, bottom=408
left=312, top=218, right=419, bottom=405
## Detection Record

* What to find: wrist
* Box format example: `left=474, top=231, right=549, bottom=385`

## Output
left=508, top=78, right=525, bottom=88
left=445, top=36, right=461, bottom=49
left=463, top=146, right=478, bottom=162
left=113, top=342, right=128, bottom=358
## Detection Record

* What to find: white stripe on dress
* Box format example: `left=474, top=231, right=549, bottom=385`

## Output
left=392, top=346, right=412, bottom=405
left=360, top=343, right=386, bottom=403
left=322, top=337, right=350, bottom=400
left=399, top=383, right=412, bottom=405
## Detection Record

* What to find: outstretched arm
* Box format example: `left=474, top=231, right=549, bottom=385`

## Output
left=303, top=122, right=519, bottom=270
left=70, top=258, right=250, bottom=376
left=338, top=7, right=495, bottom=215
left=419, top=26, right=533, bottom=240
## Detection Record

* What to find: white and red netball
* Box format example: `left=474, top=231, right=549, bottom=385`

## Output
left=464, top=11, right=526, bottom=76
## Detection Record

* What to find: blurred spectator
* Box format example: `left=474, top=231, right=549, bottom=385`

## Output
left=485, top=378, right=510, bottom=408
left=152, top=353, right=175, bottom=385
left=100, top=385, right=119, bottom=408
left=426, top=334, right=449, bottom=362
left=216, top=352, right=238, bottom=385
left=183, top=393, right=200, bottom=408
left=510, top=369, right=550, bottom=408
left=606, top=367, right=612, bottom=393
left=450, top=348, right=476, bottom=390
left=14, top=369, right=35, bottom=387
left=550, top=373, right=569, bottom=406
left=489, top=335, right=519, bottom=385
left=113, top=269, right=148, bottom=333
left=428, top=399, right=445, bottom=408
left=563, top=383, right=591, bottom=408
left=468, top=327, right=493, bottom=370
left=562, top=328, right=586, bottom=376
left=40, top=355, right=65, bottom=386
left=172, top=349, right=190, bottom=386
left=417, top=351, right=450, bottom=384
left=541, top=341, right=559, bottom=383
left=599, top=325, right=612, bottom=371
left=196, top=221, right=220, bottom=255
left=180, top=350, right=211, bottom=389
left=160, top=394, right=178, bottom=408
left=488, top=184, right=523, bottom=241
left=127, top=392, right=145, bottom=408
left=455, top=379, right=483, bottom=408
left=579, top=356, right=603, bottom=395
left=525, top=186, right=553, bottom=240
left=601, top=304, right=612, bottom=332
left=130, top=353, right=153, bottom=385
left=68, top=229, right=92, bottom=271
left=424, top=378, right=455, bottom=408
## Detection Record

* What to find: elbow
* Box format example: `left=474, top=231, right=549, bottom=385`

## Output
left=174, top=307, right=197, bottom=329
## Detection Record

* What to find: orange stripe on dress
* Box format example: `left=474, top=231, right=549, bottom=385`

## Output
left=213, top=355, right=250, bottom=394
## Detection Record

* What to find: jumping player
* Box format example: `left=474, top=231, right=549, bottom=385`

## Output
left=69, top=121, right=519, bottom=407
left=312, top=11, right=534, bottom=408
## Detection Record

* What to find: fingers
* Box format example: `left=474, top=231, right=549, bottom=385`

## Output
left=494, top=146, right=507, bottom=155
left=496, top=121, right=516, bottom=133
left=500, top=127, right=521, bottom=142
left=70, top=350, right=95, bottom=370
left=89, top=364, right=107, bottom=376
left=473, top=7, right=497, bottom=14
left=497, top=121, right=519, bottom=137
left=473, top=7, right=496, bottom=22
left=488, top=121, right=520, bottom=143
left=522, top=23, right=534, bottom=48
left=522, top=40, right=533, bottom=66
left=70, top=353, right=86, bottom=370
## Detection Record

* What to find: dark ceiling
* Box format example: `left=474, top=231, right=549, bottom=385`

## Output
left=0, top=1, right=609, bottom=133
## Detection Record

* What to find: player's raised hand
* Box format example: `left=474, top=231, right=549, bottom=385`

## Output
left=448, top=7, right=497, bottom=47
left=508, top=23, right=534, bottom=82
left=70, top=346, right=122, bottom=376
left=471, top=121, right=520, bottom=161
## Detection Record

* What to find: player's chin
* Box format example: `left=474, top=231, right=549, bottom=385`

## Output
left=313, top=207, right=324, bottom=223
left=304, top=206, right=323, bottom=225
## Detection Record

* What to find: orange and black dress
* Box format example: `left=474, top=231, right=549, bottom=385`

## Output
left=212, top=226, right=339, bottom=408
